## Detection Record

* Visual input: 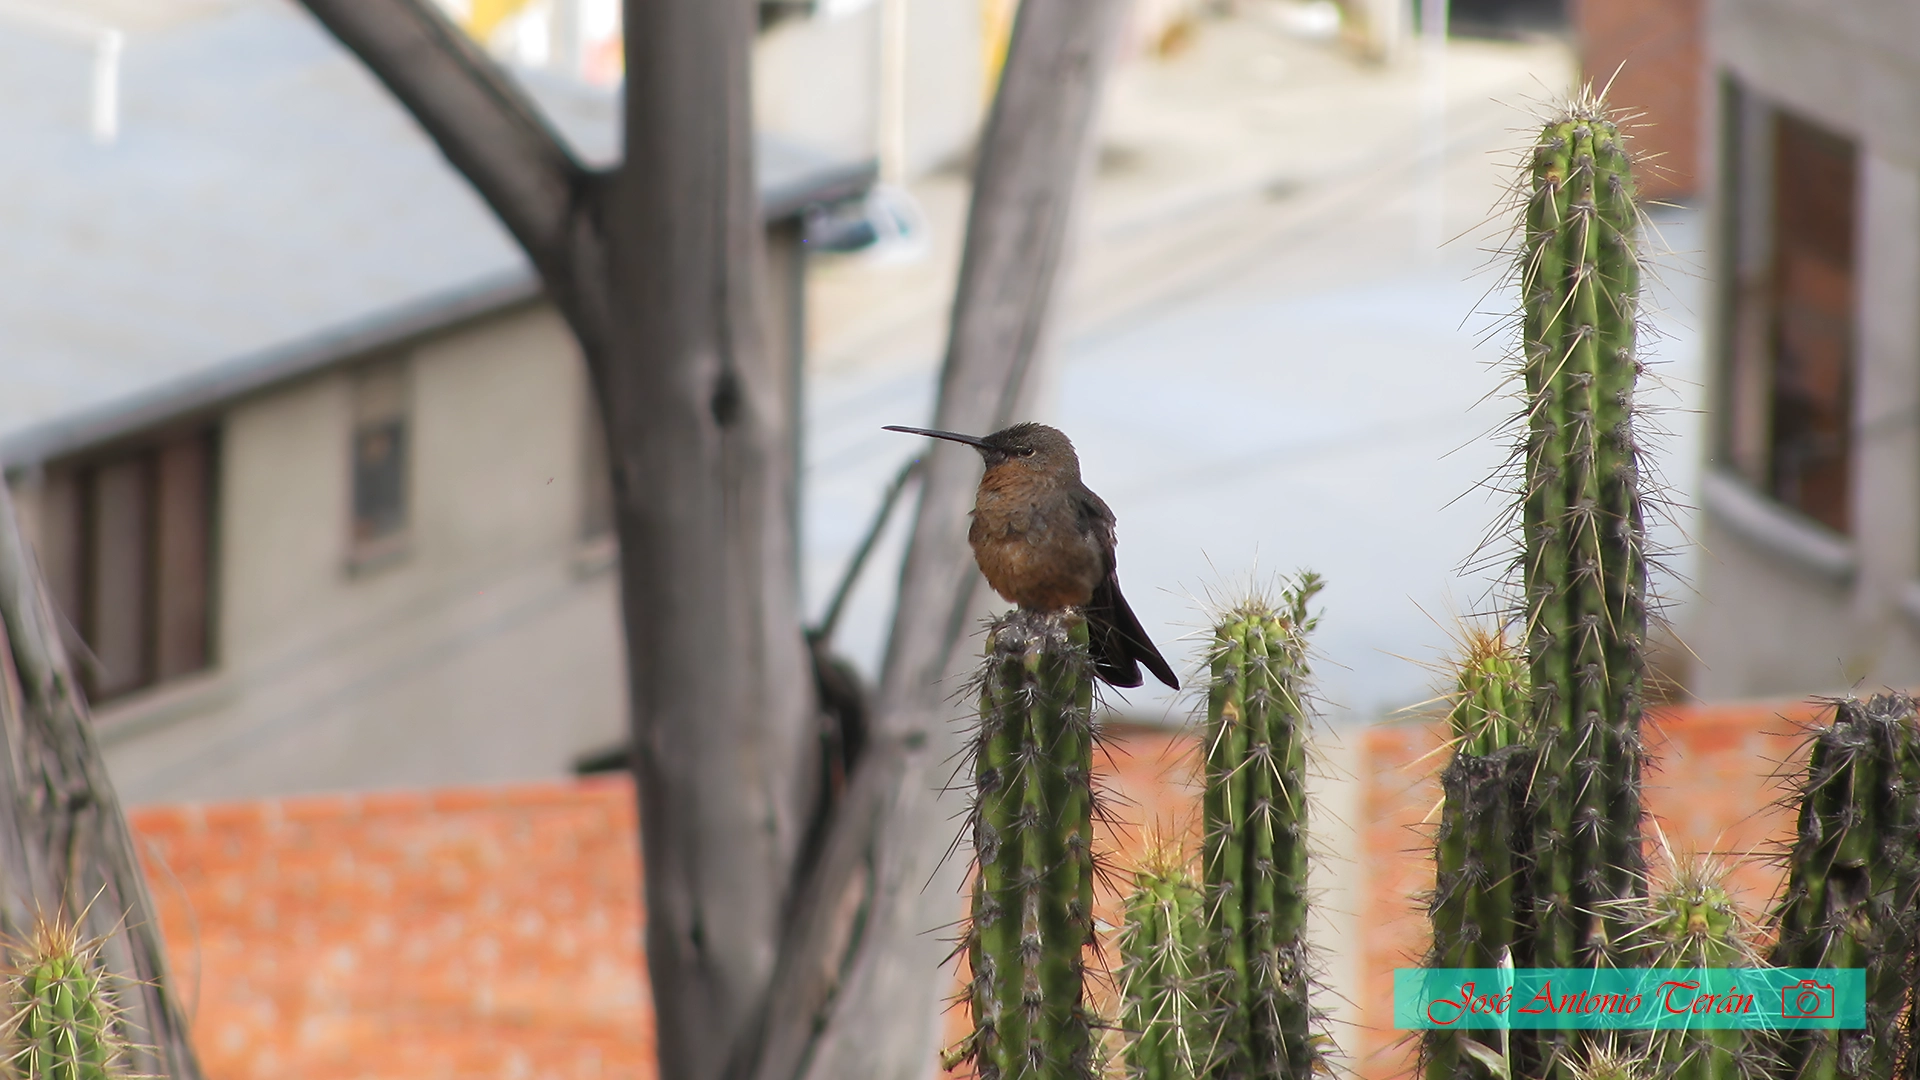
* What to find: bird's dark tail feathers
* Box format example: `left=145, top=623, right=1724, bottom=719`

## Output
left=1087, top=574, right=1178, bottom=690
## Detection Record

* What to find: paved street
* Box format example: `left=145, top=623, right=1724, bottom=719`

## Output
left=799, top=12, right=1707, bottom=728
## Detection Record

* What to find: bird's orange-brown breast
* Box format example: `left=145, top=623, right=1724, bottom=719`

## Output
left=968, top=461, right=1104, bottom=611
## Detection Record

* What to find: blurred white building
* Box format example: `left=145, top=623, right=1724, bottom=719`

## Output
left=1694, top=0, right=1920, bottom=699
left=0, top=0, right=870, bottom=803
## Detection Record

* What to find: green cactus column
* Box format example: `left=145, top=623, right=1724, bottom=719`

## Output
left=1201, top=576, right=1322, bottom=1080
left=1770, top=694, right=1920, bottom=1080
left=1424, top=628, right=1532, bottom=1080
left=964, top=610, right=1100, bottom=1080
left=1118, top=860, right=1209, bottom=1080
left=3, top=917, right=128, bottom=1080
left=1518, top=97, right=1650, bottom=975
left=1641, top=851, right=1766, bottom=1080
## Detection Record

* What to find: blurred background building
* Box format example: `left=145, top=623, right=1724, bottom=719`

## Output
left=1692, top=0, right=1920, bottom=700
left=0, top=0, right=870, bottom=804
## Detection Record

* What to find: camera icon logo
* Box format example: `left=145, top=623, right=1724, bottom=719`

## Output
left=1781, top=979, right=1836, bottom=1020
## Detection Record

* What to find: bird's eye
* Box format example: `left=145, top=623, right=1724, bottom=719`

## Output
left=1019, top=446, right=1036, bottom=457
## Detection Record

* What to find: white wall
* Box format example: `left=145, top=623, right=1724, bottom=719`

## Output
left=902, top=0, right=986, bottom=174
left=756, top=5, right=885, bottom=167
left=89, top=303, right=632, bottom=804
left=1711, top=0, right=1920, bottom=165
left=754, top=0, right=984, bottom=178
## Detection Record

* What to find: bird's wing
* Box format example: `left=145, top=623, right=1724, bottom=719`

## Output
left=1076, top=487, right=1178, bottom=690
left=1074, top=487, right=1118, bottom=553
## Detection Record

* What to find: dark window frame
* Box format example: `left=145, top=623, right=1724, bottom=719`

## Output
left=348, top=357, right=412, bottom=571
left=1716, top=78, right=1860, bottom=536
left=34, top=427, right=219, bottom=705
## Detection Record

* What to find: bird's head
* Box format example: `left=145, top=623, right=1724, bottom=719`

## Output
left=882, top=422, right=1081, bottom=478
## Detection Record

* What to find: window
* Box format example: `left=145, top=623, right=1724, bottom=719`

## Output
left=35, top=429, right=216, bottom=704
left=350, top=359, right=410, bottom=565
left=1721, top=86, right=1859, bottom=534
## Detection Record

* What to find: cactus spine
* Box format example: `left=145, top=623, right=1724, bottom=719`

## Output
left=1517, top=95, right=1650, bottom=976
left=964, top=610, right=1100, bottom=1080
left=1769, top=694, right=1920, bottom=1080
left=1567, top=1043, right=1653, bottom=1080
left=1201, top=576, right=1321, bottom=1080
left=1118, top=859, right=1209, bottom=1080
left=2, top=917, right=127, bottom=1080
left=1639, top=848, right=1766, bottom=1080
left=1425, top=628, right=1532, bottom=1080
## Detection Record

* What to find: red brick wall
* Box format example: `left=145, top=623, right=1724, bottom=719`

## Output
left=131, top=779, right=654, bottom=1080
left=1358, top=721, right=1449, bottom=1080
left=127, top=726, right=1202, bottom=1080
left=1573, top=0, right=1706, bottom=200
left=1356, top=699, right=1822, bottom=1078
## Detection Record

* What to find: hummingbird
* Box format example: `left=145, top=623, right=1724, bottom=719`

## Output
left=883, top=422, right=1178, bottom=690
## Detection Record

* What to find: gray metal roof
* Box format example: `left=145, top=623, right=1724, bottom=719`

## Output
left=0, top=0, right=873, bottom=467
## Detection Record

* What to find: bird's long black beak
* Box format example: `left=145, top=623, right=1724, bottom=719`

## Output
left=882, top=425, right=990, bottom=449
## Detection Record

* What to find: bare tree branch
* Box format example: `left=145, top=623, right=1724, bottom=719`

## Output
left=296, top=0, right=595, bottom=294
left=0, top=486, right=202, bottom=1080
left=745, top=1, right=1130, bottom=1075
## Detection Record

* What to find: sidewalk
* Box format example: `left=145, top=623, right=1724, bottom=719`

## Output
left=799, top=9, right=1705, bottom=728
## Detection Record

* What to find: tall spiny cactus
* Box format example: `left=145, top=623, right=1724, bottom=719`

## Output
left=1516, top=92, right=1650, bottom=975
left=1201, top=575, right=1322, bottom=1080
left=1424, top=626, right=1533, bottom=1080
left=1635, top=845, right=1768, bottom=1080
left=2, top=915, right=128, bottom=1080
left=1118, top=852, right=1209, bottom=1080
left=963, top=610, right=1101, bottom=1080
left=1769, top=693, right=1920, bottom=1080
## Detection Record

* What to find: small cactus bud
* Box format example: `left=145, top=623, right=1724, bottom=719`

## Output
left=2, top=915, right=130, bottom=1080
